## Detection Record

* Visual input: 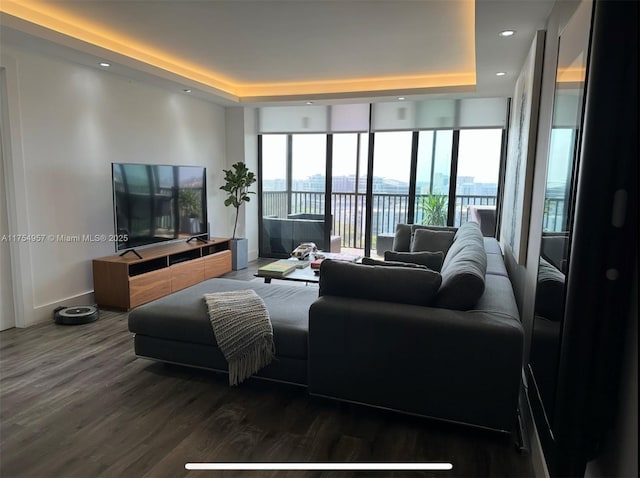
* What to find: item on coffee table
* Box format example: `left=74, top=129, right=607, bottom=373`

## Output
left=257, top=260, right=297, bottom=278
left=324, top=252, right=360, bottom=262
left=291, top=242, right=317, bottom=260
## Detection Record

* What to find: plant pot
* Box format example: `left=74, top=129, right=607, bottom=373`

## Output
left=230, top=238, right=248, bottom=270
left=180, top=217, right=201, bottom=234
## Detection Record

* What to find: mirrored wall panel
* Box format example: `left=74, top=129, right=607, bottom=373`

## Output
left=529, top=0, right=592, bottom=445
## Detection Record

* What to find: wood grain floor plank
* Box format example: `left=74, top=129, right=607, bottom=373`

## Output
left=1, top=275, right=534, bottom=478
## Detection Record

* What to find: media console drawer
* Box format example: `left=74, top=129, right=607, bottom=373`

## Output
left=171, top=257, right=205, bottom=292
left=129, top=269, right=171, bottom=309
left=204, top=250, right=232, bottom=279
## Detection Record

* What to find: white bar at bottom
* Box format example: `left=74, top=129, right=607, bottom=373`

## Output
left=185, top=462, right=453, bottom=471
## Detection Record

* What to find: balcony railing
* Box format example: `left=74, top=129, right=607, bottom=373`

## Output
left=263, top=191, right=498, bottom=250
left=543, top=197, right=566, bottom=232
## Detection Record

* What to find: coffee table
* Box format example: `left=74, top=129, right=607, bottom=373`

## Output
left=256, top=252, right=361, bottom=284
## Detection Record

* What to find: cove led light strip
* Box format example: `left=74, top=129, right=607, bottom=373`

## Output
left=185, top=462, right=453, bottom=471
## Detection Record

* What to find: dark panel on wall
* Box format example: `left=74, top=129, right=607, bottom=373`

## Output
left=543, top=1, right=638, bottom=476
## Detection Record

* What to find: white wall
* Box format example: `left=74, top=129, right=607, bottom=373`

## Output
left=224, top=107, right=245, bottom=239
left=224, top=106, right=259, bottom=261
left=243, top=108, right=259, bottom=261
left=0, top=44, right=227, bottom=327
left=0, top=76, right=15, bottom=330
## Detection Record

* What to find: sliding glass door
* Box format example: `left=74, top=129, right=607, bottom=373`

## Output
left=290, top=134, right=327, bottom=217
left=260, top=134, right=329, bottom=257
left=331, top=133, right=369, bottom=255
left=260, top=135, right=288, bottom=256
left=369, top=131, right=413, bottom=257
left=260, top=128, right=506, bottom=258
left=415, top=130, right=453, bottom=227
left=454, top=129, right=503, bottom=235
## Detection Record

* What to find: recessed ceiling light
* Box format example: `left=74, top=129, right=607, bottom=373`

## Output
left=99, top=62, right=110, bottom=67
left=398, top=97, right=406, bottom=101
left=499, top=30, right=516, bottom=37
left=183, top=88, right=192, bottom=93
left=495, top=72, right=507, bottom=77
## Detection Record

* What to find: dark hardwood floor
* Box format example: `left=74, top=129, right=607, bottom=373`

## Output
left=0, top=260, right=534, bottom=478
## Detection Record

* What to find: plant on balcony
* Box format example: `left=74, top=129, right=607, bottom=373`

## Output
left=419, top=194, right=448, bottom=226
left=179, top=188, right=203, bottom=235
left=179, top=189, right=201, bottom=218
left=220, top=162, right=256, bottom=239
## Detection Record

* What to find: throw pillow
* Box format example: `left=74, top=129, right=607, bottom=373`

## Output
left=411, top=228, right=455, bottom=255
left=362, top=257, right=429, bottom=269
left=319, top=260, right=441, bottom=306
left=384, top=250, right=444, bottom=272
left=436, top=228, right=487, bottom=310
left=391, top=223, right=412, bottom=252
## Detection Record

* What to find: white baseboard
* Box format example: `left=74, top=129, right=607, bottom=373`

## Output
left=28, top=291, right=96, bottom=327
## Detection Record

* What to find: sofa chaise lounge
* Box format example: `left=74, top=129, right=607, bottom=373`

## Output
left=128, top=222, right=523, bottom=433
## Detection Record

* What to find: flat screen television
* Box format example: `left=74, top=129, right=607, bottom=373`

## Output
left=112, top=163, right=208, bottom=252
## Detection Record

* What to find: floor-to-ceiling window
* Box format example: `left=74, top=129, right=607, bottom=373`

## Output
left=543, top=128, right=575, bottom=232
left=369, top=131, right=413, bottom=253
left=260, top=134, right=330, bottom=257
left=331, top=133, right=369, bottom=251
left=261, top=134, right=287, bottom=217
left=453, top=128, right=503, bottom=233
left=260, top=134, right=289, bottom=256
left=290, top=134, right=327, bottom=216
left=258, top=99, right=508, bottom=258
left=415, top=130, right=454, bottom=227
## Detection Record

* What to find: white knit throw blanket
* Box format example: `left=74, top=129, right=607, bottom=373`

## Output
left=203, top=290, right=274, bottom=386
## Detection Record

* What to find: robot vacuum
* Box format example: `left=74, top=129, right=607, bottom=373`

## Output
left=53, top=305, right=99, bottom=325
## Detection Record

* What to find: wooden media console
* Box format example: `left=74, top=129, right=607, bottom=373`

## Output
left=93, top=238, right=232, bottom=310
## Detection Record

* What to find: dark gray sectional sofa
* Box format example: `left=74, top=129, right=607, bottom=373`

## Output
left=128, top=221, right=523, bottom=433
left=309, top=222, right=523, bottom=432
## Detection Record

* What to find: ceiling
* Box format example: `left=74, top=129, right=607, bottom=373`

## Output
left=0, top=0, right=556, bottom=105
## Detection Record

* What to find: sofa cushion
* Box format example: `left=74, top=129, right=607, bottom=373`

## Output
left=319, top=260, right=441, bottom=306
left=392, top=224, right=458, bottom=253
left=362, top=257, right=429, bottom=269
left=128, top=278, right=318, bottom=359
left=436, top=222, right=487, bottom=310
left=471, top=274, right=520, bottom=322
left=535, top=257, right=566, bottom=322
left=411, top=228, right=455, bottom=254
left=486, top=253, right=508, bottom=277
left=384, top=250, right=444, bottom=272
left=392, top=223, right=412, bottom=252
left=483, top=237, right=503, bottom=255
left=452, top=221, right=481, bottom=242
left=411, top=224, right=458, bottom=235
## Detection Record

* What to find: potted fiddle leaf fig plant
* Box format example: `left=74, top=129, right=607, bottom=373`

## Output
left=220, top=162, right=256, bottom=270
